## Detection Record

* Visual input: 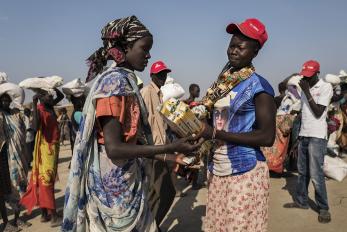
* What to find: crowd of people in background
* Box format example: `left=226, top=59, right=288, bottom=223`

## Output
left=0, top=15, right=345, bottom=232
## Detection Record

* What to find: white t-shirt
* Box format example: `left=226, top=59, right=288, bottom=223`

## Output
left=299, top=79, right=333, bottom=139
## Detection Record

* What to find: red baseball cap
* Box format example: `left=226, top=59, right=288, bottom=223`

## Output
left=150, top=61, right=171, bottom=75
left=226, top=18, right=268, bottom=48
left=300, top=60, right=320, bottom=77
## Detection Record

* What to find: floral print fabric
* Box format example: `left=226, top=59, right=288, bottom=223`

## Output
left=62, top=67, right=157, bottom=232
left=205, top=161, right=270, bottom=232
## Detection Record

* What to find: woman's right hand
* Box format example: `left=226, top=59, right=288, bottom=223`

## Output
left=169, top=136, right=205, bottom=154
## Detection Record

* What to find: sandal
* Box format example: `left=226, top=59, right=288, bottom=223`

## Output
left=318, top=210, right=331, bottom=223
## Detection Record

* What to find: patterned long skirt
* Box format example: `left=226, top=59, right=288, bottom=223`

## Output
left=204, top=161, right=270, bottom=232
left=20, top=129, right=59, bottom=213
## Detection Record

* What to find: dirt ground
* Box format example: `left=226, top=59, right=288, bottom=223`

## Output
left=11, top=145, right=347, bottom=232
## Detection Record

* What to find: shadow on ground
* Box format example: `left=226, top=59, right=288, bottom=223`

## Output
left=160, top=181, right=206, bottom=232
left=58, top=156, right=71, bottom=164
left=279, top=171, right=319, bottom=213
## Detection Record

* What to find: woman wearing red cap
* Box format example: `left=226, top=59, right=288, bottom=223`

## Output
left=199, top=18, right=276, bottom=231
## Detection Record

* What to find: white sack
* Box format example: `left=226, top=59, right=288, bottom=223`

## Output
left=324, top=74, right=341, bottom=85
left=338, top=70, right=347, bottom=83
left=165, top=76, right=175, bottom=85
left=62, top=78, right=87, bottom=97
left=339, top=70, right=347, bottom=78
left=0, top=82, right=25, bottom=109
left=0, top=72, right=8, bottom=84
left=323, top=155, right=347, bottom=182
left=19, top=75, right=63, bottom=90
left=161, top=83, right=185, bottom=102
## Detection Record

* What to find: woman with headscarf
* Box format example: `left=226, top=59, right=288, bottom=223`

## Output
left=62, top=16, right=202, bottom=232
left=198, top=18, right=276, bottom=231
left=61, top=78, right=88, bottom=152
left=0, top=91, right=30, bottom=229
left=0, top=100, right=21, bottom=232
left=20, top=87, right=64, bottom=227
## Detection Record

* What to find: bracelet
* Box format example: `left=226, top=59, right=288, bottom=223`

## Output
left=211, top=127, right=217, bottom=140
left=163, top=154, right=167, bottom=162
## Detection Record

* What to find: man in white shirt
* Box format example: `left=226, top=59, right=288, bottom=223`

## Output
left=141, top=61, right=186, bottom=227
left=285, top=60, right=333, bottom=223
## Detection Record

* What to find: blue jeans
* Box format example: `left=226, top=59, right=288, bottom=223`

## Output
left=296, top=137, right=329, bottom=211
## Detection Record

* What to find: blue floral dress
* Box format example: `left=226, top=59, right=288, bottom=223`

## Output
left=62, top=67, right=157, bottom=232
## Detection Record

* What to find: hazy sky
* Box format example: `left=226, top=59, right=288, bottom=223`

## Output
left=1, top=0, right=347, bottom=102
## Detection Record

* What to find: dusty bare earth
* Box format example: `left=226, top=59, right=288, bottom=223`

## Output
left=9, top=145, right=347, bottom=232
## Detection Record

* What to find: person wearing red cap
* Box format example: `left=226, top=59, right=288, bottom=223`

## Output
left=284, top=60, right=333, bottom=223
left=198, top=18, right=276, bottom=231
left=141, top=60, right=189, bottom=227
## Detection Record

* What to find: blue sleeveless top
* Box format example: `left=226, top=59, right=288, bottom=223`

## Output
left=209, top=73, right=274, bottom=176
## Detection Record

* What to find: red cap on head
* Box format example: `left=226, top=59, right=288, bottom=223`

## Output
left=226, top=18, right=268, bottom=48
left=300, top=60, right=320, bottom=78
left=150, top=61, right=171, bottom=75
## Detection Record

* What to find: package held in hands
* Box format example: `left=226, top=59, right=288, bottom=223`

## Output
left=159, top=98, right=212, bottom=157
left=19, top=75, right=63, bottom=90
left=160, top=98, right=202, bottom=136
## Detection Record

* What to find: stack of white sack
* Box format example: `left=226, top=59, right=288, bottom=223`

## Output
left=324, top=74, right=341, bottom=85
left=161, top=76, right=185, bottom=102
left=0, top=82, right=25, bottom=110
left=324, top=70, right=347, bottom=85
left=323, top=155, right=347, bottom=182
left=19, top=75, right=64, bottom=93
left=62, top=78, right=88, bottom=97
left=0, top=72, right=8, bottom=84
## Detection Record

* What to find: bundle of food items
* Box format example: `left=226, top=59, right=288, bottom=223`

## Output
left=159, top=98, right=212, bottom=166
